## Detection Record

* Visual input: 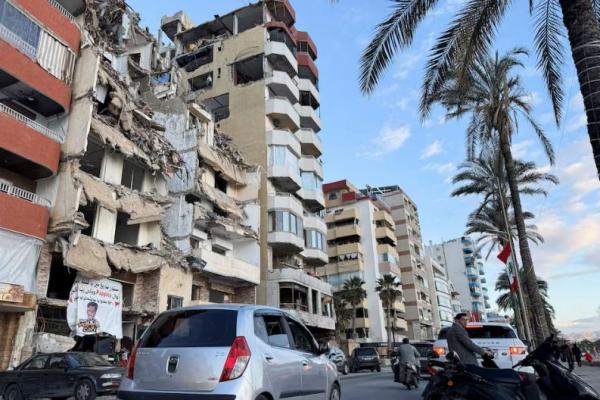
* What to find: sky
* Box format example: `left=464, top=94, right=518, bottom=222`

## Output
left=129, top=0, right=600, bottom=336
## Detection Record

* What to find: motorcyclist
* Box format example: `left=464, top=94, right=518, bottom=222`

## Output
left=393, top=338, right=420, bottom=382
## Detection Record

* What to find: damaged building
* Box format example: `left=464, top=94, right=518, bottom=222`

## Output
left=161, top=0, right=334, bottom=338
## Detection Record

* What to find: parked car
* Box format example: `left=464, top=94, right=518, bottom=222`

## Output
left=118, top=304, right=341, bottom=400
left=327, top=346, right=349, bottom=375
left=0, top=352, right=123, bottom=400
left=433, top=322, right=530, bottom=370
left=411, top=342, right=434, bottom=375
left=348, top=347, right=381, bottom=373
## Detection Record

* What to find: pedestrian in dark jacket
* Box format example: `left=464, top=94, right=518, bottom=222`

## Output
left=573, top=343, right=582, bottom=367
left=561, top=343, right=575, bottom=371
left=446, top=313, right=492, bottom=365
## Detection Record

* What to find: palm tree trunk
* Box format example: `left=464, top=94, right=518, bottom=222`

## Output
left=386, top=302, right=392, bottom=351
left=352, top=305, right=357, bottom=339
left=499, top=130, right=549, bottom=344
left=559, top=0, right=600, bottom=180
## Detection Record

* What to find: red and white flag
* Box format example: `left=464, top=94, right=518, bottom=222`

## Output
left=497, top=242, right=518, bottom=293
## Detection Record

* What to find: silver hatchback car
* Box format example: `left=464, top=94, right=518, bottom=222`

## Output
left=118, top=304, right=341, bottom=400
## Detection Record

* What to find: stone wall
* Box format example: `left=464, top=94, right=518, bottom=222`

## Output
left=233, top=286, right=256, bottom=304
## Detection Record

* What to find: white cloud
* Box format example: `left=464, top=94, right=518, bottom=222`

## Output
left=420, top=140, right=444, bottom=159
left=511, top=140, right=534, bottom=159
left=394, top=52, right=424, bottom=80
left=374, top=83, right=400, bottom=97
left=357, top=125, right=411, bottom=158
left=523, top=91, right=542, bottom=107
left=423, top=162, right=455, bottom=174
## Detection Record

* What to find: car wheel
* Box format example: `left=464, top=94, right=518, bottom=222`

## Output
left=4, top=385, right=22, bottom=400
left=74, top=379, right=96, bottom=400
left=370, top=368, right=374, bottom=372
left=376, top=365, right=381, bottom=372
left=329, top=383, right=340, bottom=400
left=255, top=395, right=269, bottom=400
left=342, top=363, right=349, bottom=375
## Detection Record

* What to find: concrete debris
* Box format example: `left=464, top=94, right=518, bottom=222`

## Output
left=33, top=333, right=75, bottom=354
left=118, top=191, right=165, bottom=224
left=213, top=130, right=251, bottom=169
left=90, top=115, right=152, bottom=168
left=105, top=245, right=167, bottom=273
left=193, top=204, right=257, bottom=240
left=64, top=234, right=112, bottom=278
left=197, top=140, right=246, bottom=184
left=77, top=170, right=119, bottom=211
left=194, top=179, right=243, bottom=219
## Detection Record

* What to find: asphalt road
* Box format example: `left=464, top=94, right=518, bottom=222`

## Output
left=340, top=369, right=426, bottom=400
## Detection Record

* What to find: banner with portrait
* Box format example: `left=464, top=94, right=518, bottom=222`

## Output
left=67, top=276, right=123, bottom=339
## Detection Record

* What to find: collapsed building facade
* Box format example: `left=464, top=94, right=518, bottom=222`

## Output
left=160, top=0, right=335, bottom=338
left=0, top=0, right=260, bottom=369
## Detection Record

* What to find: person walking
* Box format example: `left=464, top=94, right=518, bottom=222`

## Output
left=561, top=343, right=575, bottom=372
left=572, top=343, right=582, bottom=367
left=446, top=313, right=493, bottom=365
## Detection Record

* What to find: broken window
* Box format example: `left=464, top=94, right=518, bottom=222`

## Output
left=212, top=244, right=228, bottom=256
left=122, top=282, right=134, bottom=307
left=114, top=212, right=139, bottom=246
left=79, top=201, right=98, bottom=236
left=167, top=295, right=183, bottom=310
left=188, top=72, right=213, bottom=91
left=46, top=253, right=76, bottom=300
left=129, top=53, right=141, bottom=65
left=190, top=237, right=200, bottom=249
left=191, top=284, right=202, bottom=301
left=202, top=93, right=229, bottom=122
left=121, top=159, right=145, bottom=191
left=209, top=289, right=231, bottom=304
left=80, top=141, right=104, bottom=178
left=214, top=172, right=227, bottom=193
left=176, top=45, right=214, bottom=72
left=37, top=305, right=69, bottom=335
left=233, top=55, right=264, bottom=85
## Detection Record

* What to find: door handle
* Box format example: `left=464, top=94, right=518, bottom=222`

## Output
left=301, top=360, right=309, bottom=367
left=265, top=354, right=274, bottom=362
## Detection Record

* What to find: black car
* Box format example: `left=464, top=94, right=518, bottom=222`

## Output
left=0, top=352, right=123, bottom=400
left=348, top=347, right=381, bottom=373
left=412, top=342, right=434, bottom=375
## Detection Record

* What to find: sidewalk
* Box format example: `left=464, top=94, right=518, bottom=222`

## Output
left=575, top=365, right=600, bottom=392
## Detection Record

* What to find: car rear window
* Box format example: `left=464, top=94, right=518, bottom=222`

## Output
left=438, top=325, right=516, bottom=339
left=356, top=348, right=377, bottom=356
left=140, top=309, right=237, bottom=348
left=413, top=344, right=433, bottom=356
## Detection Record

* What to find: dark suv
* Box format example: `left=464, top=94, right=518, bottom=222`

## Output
left=348, top=347, right=381, bottom=373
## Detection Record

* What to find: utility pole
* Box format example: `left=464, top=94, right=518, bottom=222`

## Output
left=496, top=178, right=533, bottom=344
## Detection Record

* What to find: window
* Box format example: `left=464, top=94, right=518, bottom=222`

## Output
left=212, top=244, right=228, bottom=256
left=22, top=355, right=49, bottom=370
left=121, top=160, right=145, bottom=191
left=141, top=309, right=238, bottom=348
left=209, top=290, right=231, bottom=304
left=435, top=280, right=450, bottom=294
left=188, top=72, right=213, bottom=91
left=80, top=141, right=104, bottom=178
left=301, top=171, right=320, bottom=191
left=233, top=54, right=264, bottom=84
left=304, top=229, right=324, bottom=250
left=279, top=283, right=308, bottom=312
left=190, top=237, right=200, bottom=249
left=114, top=212, right=139, bottom=245
left=311, top=290, right=318, bottom=314
left=47, top=355, right=68, bottom=370
left=269, top=145, right=299, bottom=172
left=167, top=295, right=183, bottom=310
left=355, top=308, right=369, bottom=318
left=437, top=325, right=517, bottom=340
left=67, top=353, right=111, bottom=368
left=321, top=295, right=332, bottom=317
left=378, top=253, right=398, bottom=265
left=214, top=173, right=228, bottom=193
left=0, top=0, right=41, bottom=51
left=255, top=314, right=290, bottom=348
left=46, top=253, right=76, bottom=300
left=328, top=192, right=338, bottom=200
left=286, top=318, right=317, bottom=354
left=437, top=295, right=452, bottom=308
left=268, top=211, right=303, bottom=236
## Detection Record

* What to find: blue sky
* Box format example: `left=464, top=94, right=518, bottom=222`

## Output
left=130, top=0, right=600, bottom=336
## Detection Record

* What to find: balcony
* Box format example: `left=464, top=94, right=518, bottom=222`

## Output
left=319, top=258, right=364, bottom=277
left=328, top=242, right=362, bottom=258
left=355, top=317, right=370, bottom=329
left=265, top=0, right=296, bottom=26
left=325, top=207, right=358, bottom=224
left=267, top=129, right=301, bottom=158
left=394, top=317, right=408, bottom=331
left=296, top=128, right=322, bottom=157
left=297, top=186, right=325, bottom=212
left=296, top=104, right=321, bottom=132
left=0, top=183, right=50, bottom=240
left=299, top=156, right=323, bottom=179
left=327, top=224, right=360, bottom=241
left=0, top=104, right=62, bottom=178
left=376, top=226, right=396, bottom=246
left=192, top=248, right=260, bottom=285
left=303, top=213, right=328, bottom=263
left=268, top=192, right=304, bottom=217
left=266, top=96, right=301, bottom=132
left=297, top=52, right=318, bottom=82
left=266, top=70, right=299, bottom=104
left=374, top=210, right=395, bottom=228
left=297, top=77, right=319, bottom=105
left=267, top=193, right=304, bottom=253
left=379, top=261, right=401, bottom=277
left=466, top=266, right=479, bottom=278
left=265, top=40, right=297, bottom=77
left=393, top=300, right=406, bottom=313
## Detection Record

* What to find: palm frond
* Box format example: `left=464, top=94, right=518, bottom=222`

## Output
left=533, top=0, right=565, bottom=125
left=359, top=0, right=440, bottom=94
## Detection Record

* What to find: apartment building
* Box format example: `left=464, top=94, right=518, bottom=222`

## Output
left=362, top=186, right=434, bottom=340
left=423, top=255, right=455, bottom=333
left=161, top=0, right=334, bottom=337
left=425, top=237, right=492, bottom=322
left=0, top=0, right=83, bottom=370
left=320, top=180, right=408, bottom=343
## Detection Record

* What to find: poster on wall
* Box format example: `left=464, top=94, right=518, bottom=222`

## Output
left=67, top=276, right=123, bottom=339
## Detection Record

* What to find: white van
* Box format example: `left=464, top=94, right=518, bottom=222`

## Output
left=432, top=322, right=529, bottom=369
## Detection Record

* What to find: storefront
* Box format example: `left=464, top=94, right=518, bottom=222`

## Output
left=0, top=283, right=36, bottom=370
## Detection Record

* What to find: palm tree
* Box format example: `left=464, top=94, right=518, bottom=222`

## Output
left=436, top=49, right=554, bottom=343
left=496, top=270, right=557, bottom=334
left=375, top=274, right=403, bottom=350
left=333, top=294, right=353, bottom=342
left=357, top=0, right=600, bottom=179
left=341, top=277, right=367, bottom=339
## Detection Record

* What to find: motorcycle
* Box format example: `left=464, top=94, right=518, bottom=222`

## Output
left=392, top=354, right=420, bottom=390
left=422, top=336, right=600, bottom=400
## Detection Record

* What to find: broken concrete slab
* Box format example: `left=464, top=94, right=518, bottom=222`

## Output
left=118, top=191, right=165, bottom=224
left=64, top=235, right=111, bottom=278
left=105, top=245, right=167, bottom=273
left=77, top=170, right=119, bottom=211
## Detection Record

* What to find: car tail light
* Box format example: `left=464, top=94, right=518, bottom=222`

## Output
left=127, top=342, right=139, bottom=379
left=509, top=346, right=526, bottom=355
left=220, top=336, right=251, bottom=382
left=427, top=367, right=438, bottom=376
left=433, top=346, right=447, bottom=356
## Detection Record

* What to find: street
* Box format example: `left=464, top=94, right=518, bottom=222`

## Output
left=340, top=369, right=425, bottom=400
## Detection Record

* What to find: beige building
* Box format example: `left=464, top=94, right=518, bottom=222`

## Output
left=364, top=186, right=435, bottom=341
left=161, top=0, right=334, bottom=337
left=321, top=180, right=408, bottom=343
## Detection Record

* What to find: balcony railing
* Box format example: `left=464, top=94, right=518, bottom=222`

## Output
left=0, top=182, right=51, bottom=208
left=47, top=0, right=77, bottom=23
left=0, top=23, right=36, bottom=59
left=0, top=103, right=65, bottom=143
left=280, top=302, right=308, bottom=312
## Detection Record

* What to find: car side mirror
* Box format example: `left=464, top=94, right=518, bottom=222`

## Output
left=318, top=342, right=330, bottom=355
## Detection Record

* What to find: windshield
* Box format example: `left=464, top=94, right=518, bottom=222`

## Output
left=69, top=353, right=112, bottom=367
left=413, top=343, right=433, bottom=356
left=438, top=325, right=517, bottom=339
left=356, top=348, right=377, bottom=356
